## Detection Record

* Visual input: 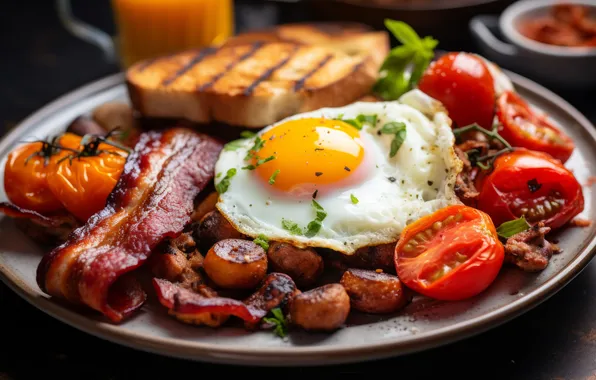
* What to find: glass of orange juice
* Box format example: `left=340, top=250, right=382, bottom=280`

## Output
left=56, top=0, right=234, bottom=68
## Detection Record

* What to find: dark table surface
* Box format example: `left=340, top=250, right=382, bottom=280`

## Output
left=1, top=1, right=596, bottom=379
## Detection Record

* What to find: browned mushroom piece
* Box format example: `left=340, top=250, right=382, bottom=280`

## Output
left=267, top=241, right=324, bottom=287
left=289, top=283, right=350, bottom=331
left=194, top=210, right=244, bottom=251
left=340, top=268, right=410, bottom=314
left=203, top=239, right=268, bottom=289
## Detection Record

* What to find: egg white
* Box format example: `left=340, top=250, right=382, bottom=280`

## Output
left=214, top=89, right=463, bottom=254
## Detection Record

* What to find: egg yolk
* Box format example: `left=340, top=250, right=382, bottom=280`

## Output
left=251, top=118, right=366, bottom=196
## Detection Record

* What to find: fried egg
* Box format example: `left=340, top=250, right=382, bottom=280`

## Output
left=214, top=89, right=463, bottom=254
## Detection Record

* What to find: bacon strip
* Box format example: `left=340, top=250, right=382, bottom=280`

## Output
left=153, top=273, right=299, bottom=325
left=36, top=128, right=223, bottom=322
left=0, top=203, right=78, bottom=228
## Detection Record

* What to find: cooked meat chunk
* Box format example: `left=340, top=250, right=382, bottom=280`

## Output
left=289, top=283, right=350, bottom=331
left=325, top=242, right=396, bottom=274
left=267, top=242, right=324, bottom=287
left=194, top=210, right=244, bottom=251
left=203, top=239, right=268, bottom=289
left=191, top=191, right=219, bottom=222
left=504, top=222, right=561, bottom=272
left=340, top=268, right=410, bottom=314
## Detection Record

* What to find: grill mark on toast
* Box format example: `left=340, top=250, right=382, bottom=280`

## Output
left=293, top=54, right=333, bottom=92
left=137, top=58, right=157, bottom=73
left=198, top=42, right=264, bottom=91
left=161, top=47, right=217, bottom=86
left=242, top=45, right=300, bottom=96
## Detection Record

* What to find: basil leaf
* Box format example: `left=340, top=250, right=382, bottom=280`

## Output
left=253, top=234, right=270, bottom=251
left=384, top=19, right=422, bottom=47
left=342, top=119, right=362, bottom=130
left=350, top=194, right=359, bottom=204
left=381, top=121, right=405, bottom=135
left=304, top=200, right=327, bottom=237
left=263, top=307, right=288, bottom=338
left=215, top=168, right=237, bottom=194
left=282, top=219, right=302, bottom=235
left=391, top=127, right=407, bottom=157
left=497, top=217, right=531, bottom=239
left=311, top=200, right=327, bottom=221
left=356, top=114, right=378, bottom=126
left=269, top=169, right=280, bottom=185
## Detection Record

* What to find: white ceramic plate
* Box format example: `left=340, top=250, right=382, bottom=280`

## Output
left=1, top=72, right=595, bottom=366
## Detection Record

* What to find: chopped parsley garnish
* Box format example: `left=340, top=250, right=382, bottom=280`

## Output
left=240, top=131, right=257, bottom=138
left=497, top=216, right=531, bottom=239
left=215, top=168, right=237, bottom=194
left=336, top=114, right=378, bottom=130
left=350, top=194, right=359, bottom=204
left=280, top=200, right=327, bottom=237
left=373, top=19, right=438, bottom=100
left=380, top=122, right=407, bottom=157
left=223, top=131, right=258, bottom=152
left=282, top=219, right=303, bottom=235
left=243, top=155, right=275, bottom=170
left=269, top=169, right=280, bottom=185
left=527, top=178, right=542, bottom=193
left=263, top=307, right=288, bottom=338
left=244, top=136, right=266, bottom=161
left=304, top=200, right=327, bottom=237
left=253, top=234, right=270, bottom=251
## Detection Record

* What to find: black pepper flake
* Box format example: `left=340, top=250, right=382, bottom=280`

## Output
left=527, top=178, right=542, bottom=193
left=401, top=180, right=405, bottom=184
left=427, top=181, right=434, bottom=186
left=315, top=148, right=324, bottom=151
left=377, top=130, right=382, bottom=136
left=312, top=190, right=318, bottom=199
left=344, top=166, right=351, bottom=172
left=315, top=172, right=323, bottom=177
left=388, top=177, right=396, bottom=182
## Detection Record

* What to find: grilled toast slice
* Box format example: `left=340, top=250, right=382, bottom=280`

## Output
left=223, top=22, right=390, bottom=70
left=126, top=42, right=379, bottom=128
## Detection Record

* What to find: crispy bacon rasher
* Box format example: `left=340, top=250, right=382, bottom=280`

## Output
left=36, top=128, right=223, bottom=322
left=153, top=273, right=299, bottom=326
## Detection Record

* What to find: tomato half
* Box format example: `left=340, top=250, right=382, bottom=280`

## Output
left=46, top=141, right=127, bottom=222
left=394, top=205, right=504, bottom=301
left=475, top=149, right=583, bottom=229
left=418, top=52, right=496, bottom=130
left=496, top=91, right=574, bottom=163
left=3, top=133, right=82, bottom=214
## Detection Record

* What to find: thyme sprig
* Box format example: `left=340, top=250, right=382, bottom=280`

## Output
left=58, top=129, right=130, bottom=165
left=19, top=135, right=78, bottom=166
left=452, top=123, right=513, bottom=170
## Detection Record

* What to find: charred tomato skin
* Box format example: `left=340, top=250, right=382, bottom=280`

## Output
left=418, top=52, right=496, bottom=130
left=394, top=205, right=504, bottom=301
left=475, top=149, right=583, bottom=229
left=496, top=91, right=574, bottom=163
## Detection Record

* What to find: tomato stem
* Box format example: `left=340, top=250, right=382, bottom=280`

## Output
left=453, top=123, right=512, bottom=150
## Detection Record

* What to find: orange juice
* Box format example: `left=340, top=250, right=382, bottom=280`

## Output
left=111, top=0, right=234, bottom=68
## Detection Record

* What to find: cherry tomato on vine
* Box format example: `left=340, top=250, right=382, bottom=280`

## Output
left=418, top=52, right=496, bottom=130
left=475, top=149, right=583, bottom=229
left=496, top=91, right=574, bottom=163
left=3, top=133, right=81, bottom=214
left=394, top=205, right=504, bottom=301
left=46, top=137, right=127, bottom=222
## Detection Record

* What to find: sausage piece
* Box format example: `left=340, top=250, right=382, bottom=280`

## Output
left=267, top=242, right=324, bottom=287
left=194, top=210, right=244, bottom=251
left=340, top=268, right=410, bottom=314
left=289, top=283, right=350, bottom=331
left=203, top=239, right=267, bottom=289
left=191, top=191, right=219, bottom=223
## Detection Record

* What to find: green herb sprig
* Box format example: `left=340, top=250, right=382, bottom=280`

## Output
left=380, top=122, right=407, bottom=157
left=263, top=307, right=288, bottom=338
left=497, top=216, right=531, bottom=239
left=253, top=234, right=270, bottom=251
left=215, top=168, right=237, bottom=194
left=452, top=123, right=513, bottom=170
left=373, top=19, right=438, bottom=100
left=281, top=200, right=327, bottom=237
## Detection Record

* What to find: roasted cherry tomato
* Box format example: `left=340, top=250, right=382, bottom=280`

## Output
left=475, top=149, right=583, bottom=229
left=394, top=205, right=504, bottom=301
left=418, top=52, right=496, bottom=130
left=3, top=133, right=80, bottom=214
left=496, top=91, right=574, bottom=163
left=46, top=139, right=127, bottom=222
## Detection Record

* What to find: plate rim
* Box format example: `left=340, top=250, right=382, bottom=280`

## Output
left=1, top=70, right=595, bottom=366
